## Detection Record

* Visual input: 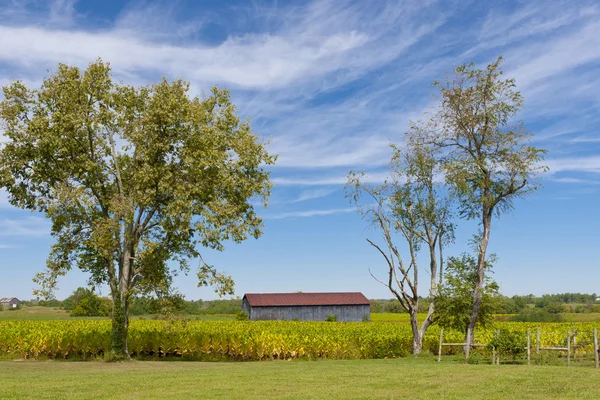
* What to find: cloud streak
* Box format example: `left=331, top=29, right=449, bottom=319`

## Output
left=290, top=189, right=337, bottom=203
left=264, top=207, right=355, bottom=220
left=0, top=216, right=50, bottom=236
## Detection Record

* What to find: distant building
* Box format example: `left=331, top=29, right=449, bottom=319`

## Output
left=0, top=297, right=21, bottom=309
left=241, top=292, right=370, bottom=322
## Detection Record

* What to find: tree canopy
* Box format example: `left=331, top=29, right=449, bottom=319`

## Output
left=0, top=59, right=276, bottom=356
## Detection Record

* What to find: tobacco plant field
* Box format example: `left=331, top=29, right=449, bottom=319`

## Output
left=1, top=319, right=598, bottom=361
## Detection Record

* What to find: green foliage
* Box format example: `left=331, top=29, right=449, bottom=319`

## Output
left=487, top=329, right=527, bottom=360
left=434, top=253, right=500, bottom=333
left=385, top=301, right=405, bottom=313
left=509, top=309, right=565, bottom=323
left=501, top=295, right=528, bottom=314
left=235, top=311, right=248, bottom=321
left=535, top=293, right=597, bottom=306
left=200, top=299, right=243, bottom=315
left=325, top=315, right=337, bottom=322
left=545, top=302, right=566, bottom=314
left=38, top=299, right=64, bottom=308
left=65, top=288, right=111, bottom=317
left=590, top=305, right=600, bottom=313
left=0, top=60, right=276, bottom=355
left=429, top=57, right=548, bottom=220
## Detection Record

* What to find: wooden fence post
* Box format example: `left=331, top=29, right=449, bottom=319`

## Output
left=465, top=327, right=471, bottom=360
left=536, top=328, right=540, bottom=355
left=594, top=328, right=598, bottom=369
left=567, top=330, right=571, bottom=366
left=527, top=329, right=530, bottom=365
left=496, top=329, right=500, bottom=365
left=438, top=329, right=443, bottom=363
left=573, top=330, right=577, bottom=361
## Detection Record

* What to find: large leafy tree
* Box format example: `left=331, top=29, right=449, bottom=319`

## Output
left=346, top=139, right=453, bottom=354
left=0, top=60, right=276, bottom=357
left=421, top=57, right=547, bottom=344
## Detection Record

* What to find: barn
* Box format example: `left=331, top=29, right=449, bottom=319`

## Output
left=241, top=292, right=370, bottom=322
left=0, top=297, right=21, bottom=309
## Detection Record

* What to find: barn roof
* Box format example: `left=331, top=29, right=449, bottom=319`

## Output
left=0, top=297, right=19, bottom=303
left=243, top=292, right=370, bottom=307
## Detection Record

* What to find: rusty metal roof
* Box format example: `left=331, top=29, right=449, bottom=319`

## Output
left=0, top=297, right=19, bottom=303
left=243, top=292, right=370, bottom=307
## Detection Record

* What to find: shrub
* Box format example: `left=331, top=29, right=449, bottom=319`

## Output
left=325, top=314, right=337, bottom=322
left=235, top=311, right=248, bottom=321
left=545, top=302, right=566, bottom=314
left=487, top=329, right=527, bottom=361
left=590, top=305, right=600, bottom=313
left=509, top=309, right=564, bottom=322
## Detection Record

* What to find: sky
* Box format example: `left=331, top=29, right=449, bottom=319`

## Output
left=0, top=0, right=598, bottom=301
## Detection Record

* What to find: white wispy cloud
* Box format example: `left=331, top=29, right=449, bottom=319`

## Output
left=0, top=216, right=50, bottom=236
left=264, top=207, right=355, bottom=220
left=546, top=156, right=600, bottom=175
left=290, top=189, right=337, bottom=203
left=48, top=0, right=78, bottom=27
left=547, top=177, right=600, bottom=185
left=273, top=171, right=389, bottom=186
left=568, top=137, right=600, bottom=144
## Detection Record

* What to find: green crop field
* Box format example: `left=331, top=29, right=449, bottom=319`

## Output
left=1, top=357, right=599, bottom=399
left=1, top=319, right=599, bottom=362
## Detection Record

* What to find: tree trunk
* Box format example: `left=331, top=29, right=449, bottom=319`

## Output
left=466, top=212, right=492, bottom=345
left=110, top=242, right=133, bottom=359
left=110, top=292, right=129, bottom=358
left=410, top=309, right=423, bottom=355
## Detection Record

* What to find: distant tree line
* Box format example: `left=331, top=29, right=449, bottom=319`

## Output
left=20, top=288, right=599, bottom=320
left=22, top=288, right=242, bottom=316
left=370, top=292, right=599, bottom=315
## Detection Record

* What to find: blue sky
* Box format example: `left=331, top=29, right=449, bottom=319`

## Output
left=0, top=0, right=599, bottom=301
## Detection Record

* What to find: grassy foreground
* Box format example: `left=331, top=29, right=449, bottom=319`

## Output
left=1, top=358, right=598, bottom=399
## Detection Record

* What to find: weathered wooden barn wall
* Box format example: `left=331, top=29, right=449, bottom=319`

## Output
left=242, top=298, right=370, bottom=322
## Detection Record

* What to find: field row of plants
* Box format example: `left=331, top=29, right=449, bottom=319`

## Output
left=1, top=320, right=598, bottom=361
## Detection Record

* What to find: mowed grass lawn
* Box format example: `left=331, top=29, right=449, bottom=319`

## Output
left=1, top=358, right=599, bottom=399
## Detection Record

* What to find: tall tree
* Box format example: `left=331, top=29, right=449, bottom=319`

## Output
left=0, top=60, right=276, bottom=358
left=423, top=57, right=547, bottom=343
left=346, top=139, right=453, bottom=354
